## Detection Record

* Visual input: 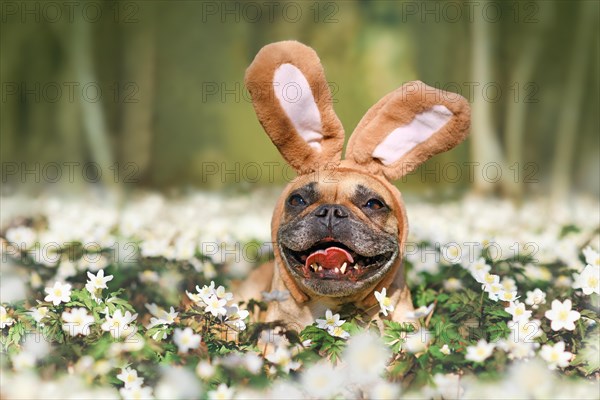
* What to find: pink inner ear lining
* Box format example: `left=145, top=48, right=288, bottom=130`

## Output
left=273, top=63, right=324, bottom=152
left=372, top=105, right=454, bottom=166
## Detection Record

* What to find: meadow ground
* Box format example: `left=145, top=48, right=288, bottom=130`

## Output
left=1, top=190, right=599, bottom=399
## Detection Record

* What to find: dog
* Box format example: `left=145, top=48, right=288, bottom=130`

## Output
left=237, top=41, right=470, bottom=329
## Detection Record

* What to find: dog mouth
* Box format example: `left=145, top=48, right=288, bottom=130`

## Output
left=282, top=240, right=395, bottom=282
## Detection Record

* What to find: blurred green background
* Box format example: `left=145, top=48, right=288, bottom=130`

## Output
left=1, top=0, right=598, bottom=199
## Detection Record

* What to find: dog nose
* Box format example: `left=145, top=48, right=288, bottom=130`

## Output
left=314, top=204, right=349, bottom=227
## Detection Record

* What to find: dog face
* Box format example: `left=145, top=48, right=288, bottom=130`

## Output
left=277, top=171, right=401, bottom=297
left=245, top=41, right=470, bottom=304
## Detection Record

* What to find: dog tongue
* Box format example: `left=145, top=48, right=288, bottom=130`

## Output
left=305, top=247, right=354, bottom=270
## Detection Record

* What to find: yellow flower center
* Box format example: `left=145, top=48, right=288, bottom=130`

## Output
left=558, top=310, right=569, bottom=321
left=515, top=308, right=523, bottom=316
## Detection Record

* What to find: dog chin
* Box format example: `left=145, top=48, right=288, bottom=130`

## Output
left=278, top=241, right=398, bottom=298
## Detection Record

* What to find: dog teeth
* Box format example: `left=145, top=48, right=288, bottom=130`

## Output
left=318, top=266, right=323, bottom=271
left=353, top=265, right=359, bottom=270
left=311, top=263, right=318, bottom=272
left=334, top=267, right=340, bottom=274
left=340, top=263, right=347, bottom=274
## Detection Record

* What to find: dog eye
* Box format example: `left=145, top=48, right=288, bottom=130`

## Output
left=364, top=198, right=385, bottom=210
left=288, top=194, right=307, bottom=207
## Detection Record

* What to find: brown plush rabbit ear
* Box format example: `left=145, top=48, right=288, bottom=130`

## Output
left=344, top=81, right=470, bottom=181
left=245, top=41, right=344, bottom=174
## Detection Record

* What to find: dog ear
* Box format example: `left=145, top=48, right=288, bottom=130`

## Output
left=344, top=81, right=470, bottom=181
left=245, top=41, right=345, bottom=174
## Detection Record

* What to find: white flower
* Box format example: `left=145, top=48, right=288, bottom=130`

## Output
left=441, top=243, right=464, bottom=265
left=508, top=319, right=543, bottom=342
left=203, top=295, right=227, bottom=317
left=195, top=360, right=215, bottom=379
left=269, top=382, right=304, bottom=399
left=301, top=362, right=343, bottom=399
left=139, top=270, right=159, bottom=283
left=328, top=325, right=351, bottom=339
left=369, top=380, right=401, bottom=400
left=505, top=301, right=532, bottom=322
left=86, top=269, right=113, bottom=290
left=120, top=386, right=154, bottom=400
left=154, top=366, right=202, bottom=400
left=11, top=351, right=36, bottom=371
left=173, top=327, right=201, bottom=353
left=1, top=306, right=14, bottom=329
left=555, top=275, right=572, bottom=288
left=79, top=254, right=109, bottom=272
left=402, top=329, right=431, bottom=353
left=469, top=257, right=491, bottom=279
left=215, top=285, right=233, bottom=301
left=56, top=260, right=77, bottom=280
left=85, top=282, right=103, bottom=304
left=186, top=290, right=203, bottom=304
left=465, top=339, right=495, bottom=363
left=266, top=346, right=301, bottom=373
left=406, top=303, right=434, bottom=320
left=117, top=367, right=144, bottom=389
left=525, top=288, right=546, bottom=309
left=374, top=288, right=395, bottom=316
left=545, top=299, right=580, bottom=331
left=428, top=373, right=464, bottom=400
left=443, top=277, right=463, bottom=291
left=243, top=353, right=264, bottom=374
left=6, top=226, right=36, bottom=250
left=140, top=238, right=170, bottom=258
left=224, top=304, right=249, bottom=331
left=61, top=308, right=94, bottom=336
left=524, top=264, right=552, bottom=282
left=501, top=277, right=518, bottom=292
left=440, top=344, right=452, bottom=355
left=582, top=246, right=600, bottom=267
left=145, top=303, right=178, bottom=328
left=477, top=272, right=500, bottom=286
left=43, top=281, right=72, bottom=306
left=208, top=383, right=234, bottom=400
left=28, top=306, right=49, bottom=325
left=573, top=264, right=600, bottom=295
left=261, top=290, right=290, bottom=302
left=30, top=272, right=43, bottom=288
left=173, top=236, right=196, bottom=261
left=101, top=309, right=138, bottom=338
left=540, top=341, right=573, bottom=369
left=498, top=290, right=519, bottom=302
left=196, top=281, right=216, bottom=299
left=316, top=309, right=345, bottom=330
left=344, top=332, right=390, bottom=384
left=123, top=333, right=145, bottom=352
left=483, top=282, right=504, bottom=301
left=498, top=336, right=538, bottom=360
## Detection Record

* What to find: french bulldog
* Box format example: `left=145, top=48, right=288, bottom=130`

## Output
left=237, top=41, right=470, bottom=329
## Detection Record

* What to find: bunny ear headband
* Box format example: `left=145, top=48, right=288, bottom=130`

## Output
left=244, top=40, right=471, bottom=181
